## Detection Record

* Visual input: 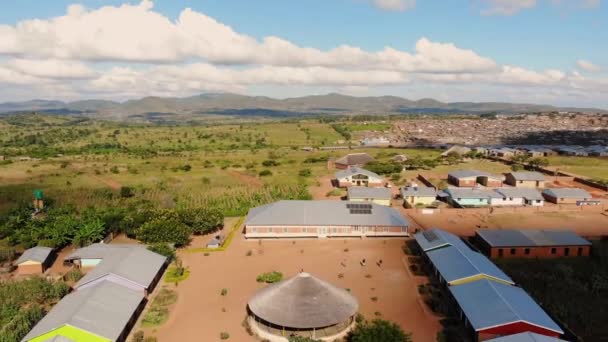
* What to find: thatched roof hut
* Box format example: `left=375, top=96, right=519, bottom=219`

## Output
left=248, top=272, right=358, bottom=329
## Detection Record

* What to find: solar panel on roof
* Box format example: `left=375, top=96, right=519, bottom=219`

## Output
left=423, top=230, right=438, bottom=242
left=350, top=209, right=372, bottom=214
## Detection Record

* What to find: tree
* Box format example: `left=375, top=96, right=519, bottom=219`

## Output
left=511, top=164, right=523, bottom=172
left=136, top=217, right=191, bottom=247
left=178, top=207, right=224, bottom=235
left=347, top=319, right=412, bottom=342
left=528, top=157, right=549, bottom=169
left=147, top=243, right=176, bottom=262
left=444, top=152, right=462, bottom=166
left=73, top=218, right=105, bottom=247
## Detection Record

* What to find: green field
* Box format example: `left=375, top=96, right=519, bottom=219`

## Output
left=546, top=156, right=608, bottom=180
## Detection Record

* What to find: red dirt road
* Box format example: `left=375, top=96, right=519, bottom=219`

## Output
left=153, top=234, right=440, bottom=342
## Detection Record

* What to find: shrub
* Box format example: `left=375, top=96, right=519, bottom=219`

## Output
left=220, top=332, right=230, bottom=340
left=64, top=269, right=83, bottom=282
left=110, top=166, right=119, bottom=174
left=298, top=169, right=312, bottom=177
left=259, top=169, right=273, bottom=177
left=143, top=337, right=157, bottom=342
left=246, top=250, right=253, bottom=256
left=288, top=336, right=322, bottom=342
left=256, top=271, right=283, bottom=283
left=120, top=186, right=134, bottom=198
left=147, top=243, right=176, bottom=262
left=221, top=288, right=228, bottom=296
left=262, top=160, right=279, bottom=167
left=132, top=331, right=144, bottom=342
left=347, top=318, right=412, bottom=342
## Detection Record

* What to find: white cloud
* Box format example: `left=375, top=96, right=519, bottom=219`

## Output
left=480, top=0, right=537, bottom=15
left=577, top=59, right=602, bottom=72
left=0, top=1, right=605, bottom=107
left=372, top=0, right=416, bottom=11
left=6, top=59, right=97, bottom=79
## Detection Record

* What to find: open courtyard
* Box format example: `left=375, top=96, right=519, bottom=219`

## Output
left=151, top=232, right=441, bottom=342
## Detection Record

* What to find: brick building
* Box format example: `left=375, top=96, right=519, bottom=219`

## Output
left=475, top=229, right=592, bottom=259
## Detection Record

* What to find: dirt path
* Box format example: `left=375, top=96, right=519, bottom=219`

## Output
left=309, top=174, right=341, bottom=200
left=154, top=235, right=441, bottom=342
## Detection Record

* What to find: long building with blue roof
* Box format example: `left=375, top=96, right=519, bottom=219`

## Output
left=414, top=228, right=514, bottom=286
left=449, top=280, right=563, bottom=341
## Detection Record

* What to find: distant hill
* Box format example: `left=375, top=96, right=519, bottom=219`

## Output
left=0, top=93, right=604, bottom=120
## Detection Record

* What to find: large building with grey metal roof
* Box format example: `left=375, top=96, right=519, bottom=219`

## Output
left=475, top=229, right=591, bottom=258
left=244, top=200, right=409, bottom=238
left=65, top=244, right=167, bottom=295
left=414, top=229, right=514, bottom=286
left=22, top=281, right=145, bottom=342
left=449, top=279, right=563, bottom=341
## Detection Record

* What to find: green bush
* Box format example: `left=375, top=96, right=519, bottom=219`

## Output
left=259, top=169, right=273, bottom=177
left=120, top=186, right=135, bottom=198
left=220, top=332, right=230, bottom=340
left=147, top=243, right=176, bottom=262
left=347, top=318, right=412, bottom=342
left=256, top=271, right=283, bottom=283
left=299, top=169, right=312, bottom=177
left=136, top=216, right=191, bottom=247
left=64, top=269, right=83, bottom=282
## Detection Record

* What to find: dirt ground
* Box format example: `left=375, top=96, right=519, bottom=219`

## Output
left=409, top=209, right=608, bottom=237
left=309, top=174, right=343, bottom=200
left=153, top=234, right=441, bottom=342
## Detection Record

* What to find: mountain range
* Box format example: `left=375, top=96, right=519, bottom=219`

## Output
left=0, top=93, right=604, bottom=121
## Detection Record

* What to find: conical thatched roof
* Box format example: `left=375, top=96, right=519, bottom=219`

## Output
left=248, top=272, right=358, bottom=329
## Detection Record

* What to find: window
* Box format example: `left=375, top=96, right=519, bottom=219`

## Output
left=551, top=248, right=557, bottom=254
left=524, top=248, right=530, bottom=255
left=578, top=248, right=583, bottom=256
left=498, top=249, right=504, bottom=257
left=564, top=248, right=570, bottom=256
left=510, top=248, right=516, bottom=255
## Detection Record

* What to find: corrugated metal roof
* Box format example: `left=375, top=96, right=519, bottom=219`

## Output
left=427, top=245, right=514, bottom=285
left=347, top=186, right=391, bottom=200
left=415, top=229, right=514, bottom=285
left=67, top=244, right=167, bottom=290
left=23, top=281, right=144, bottom=342
left=477, top=229, right=591, bottom=247
left=401, top=186, right=437, bottom=197
left=508, top=172, right=545, bottom=181
left=245, top=200, right=409, bottom=227
left=449, top=280, right=563, bottom=334
left=542, top=188, right=592, bottom=199
left=494, top=188, right=544, bottom=201
left=335, top=153, right=374, bottom=166
left=15, top=246, right=53, bottom=264
left=486, top=332, right=566, bottom=342
left=445, top=188, right=498, bottom=199
left=449, top=170, right=502, bottom=180
left=414, top=228, right=467, bottom=252
left=335, top=167, right=381, bottom=180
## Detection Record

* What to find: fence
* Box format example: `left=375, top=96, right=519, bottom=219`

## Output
left=404, top=203, right=607, bottom=216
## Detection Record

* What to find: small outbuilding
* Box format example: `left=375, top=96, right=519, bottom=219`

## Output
left=505, top=172, right=545, bottom=188
left=542, top=188, right=597, bottom=205
left=401, top=186, right=437, bottom=208
left=475, top=229, right=592, bottom=258
left=248, top=272, right=358, bottom=341
left=448, top=170, right=503, bottom=188
left=334, top=153, right=374, bottom=170
left=15, top=246, right=54, bottom=275
left=347, top=186, right=391, bottom=206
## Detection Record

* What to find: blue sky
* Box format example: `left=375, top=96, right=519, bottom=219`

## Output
left=0, top=0, right=606, bottom=107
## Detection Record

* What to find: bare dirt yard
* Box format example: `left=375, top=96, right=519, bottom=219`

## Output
left=153, top=234, right=441, bottom=342
left=309, top=174, right=344, bottom=200
left=408, top=207, right=608, bottom=237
